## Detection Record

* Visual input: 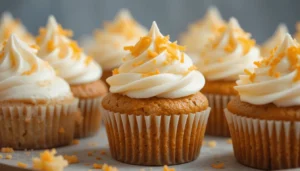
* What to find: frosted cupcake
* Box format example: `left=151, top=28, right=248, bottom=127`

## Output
left=196, top=18, right=260, bottom=136
left=82, top=9, right=147, bottom=84
left=0, top=34, right=78, bottom=149
left=179, top=7, right=225, bottom=59
left=261, top=23, right=288, bottom=57
left=102, top=22, right=210, bottom=165
left=225, top=34, right=300, bottom=170
left=0, top=12, right=34, bottom=47
left=36, top=16, right=107, bottom=138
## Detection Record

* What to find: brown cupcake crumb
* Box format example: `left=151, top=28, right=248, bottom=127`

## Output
left=1, top=147, right=14, bottom=153
left=17, top=162, right=28, bottom=168
left=211, top=162, right=225, bottom=169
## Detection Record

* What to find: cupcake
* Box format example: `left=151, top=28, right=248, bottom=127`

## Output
left=179, top=6, right=225, bottom=60
left=101, top=22, right=210, bottom=165
left=82, top=9, right=147, bottom=84
left=225, top=34, right=300, bottom=170
left=0, top=34, right=78, bottom=149
left=261, top=23, right=288, bottom=57
left=36, top=16, right=107, bottom=138
left=196, top=18, right=260, bottom=136
left=0, top=12, right=34, bottom=46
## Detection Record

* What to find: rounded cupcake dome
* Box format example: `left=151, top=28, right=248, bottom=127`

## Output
left=107, top=21, right=205, bottom=99
left=197, top=17, right=260, bottom=81
left=36, top=15, right=102, bottom=85
left=0, top=34, right=72, bottom=102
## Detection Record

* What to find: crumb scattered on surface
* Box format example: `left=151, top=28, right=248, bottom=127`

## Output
left=93, top=163, right=103, bottom=169
left=63, top=155, right=79, bottom=164
left=17, top=162, right=28, bottom=168
left=1, top=147, right=14, bottom=153
left=100, top=151, right=106, bottom=155
left=102, top=164, right=118, bottom=171
left=88, top=151, right=93, bottom=156
left=32, top=149, right=68, bottom=171
left=163, top=165, right=175, bottom=171
left=208, top=141, right=217, bottom=148
left=226, top=139, right=232, bottom=144
left=5, top=154, right=12, bottom=160
left=84, top=163, right=91, bottom=166
left=72, top=139, right=80, bottom=145
left=211, top=162, right=225, bottom=169
left=96, top=157, right=102, bottom=160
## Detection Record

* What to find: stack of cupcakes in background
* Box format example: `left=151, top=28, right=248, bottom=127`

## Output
left=36, top=16, right=107, bottom=138
left=82, top=9, right=147, bottom=86
left=101, top=22, right=211, bottom=165
left=225, top=34, right=300, bottom=170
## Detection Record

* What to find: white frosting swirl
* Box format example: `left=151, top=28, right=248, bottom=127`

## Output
left=107, top=22, right=205, bottom=99
left=37, top=16, right=102, bottom=85
left=82, top=9, right=147, bottom=70
left=0, top=12, right=34, bottom=46
left=196, top=18, right=260, bottom=81
left=0, top=34, right=72, bottom=101
left=179, top=7, right=224, bottom=57
left=236, top=34, right=300, bottom=107
left=261, top=24, right=288, bottom=57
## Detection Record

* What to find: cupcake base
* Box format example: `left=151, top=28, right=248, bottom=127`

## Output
left=0, top=99, right=79, bottom=150
left=101, top=92, right=210, bottom=165
left=75, top=97, right=102, bottom=138
left=102, top=108, right=210, bottom=165
left=225, top=98, right=300, bottom=170
left=71, top=80, right=107, bottom=138
left=205, top=94, right=234, bottom=136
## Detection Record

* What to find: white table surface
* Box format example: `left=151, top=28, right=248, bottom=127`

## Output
left=0, top=126, right=298, bottom=171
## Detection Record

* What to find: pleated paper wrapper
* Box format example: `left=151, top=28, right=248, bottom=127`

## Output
left=225, top=109, right=300, bottom=170
left=75, top=97, right=102, bottom=138
left=0, top=99, right=79, bottom=150
left=205, top=94, right=235, bottom=136
left=102, top=107, right=211, bottom=166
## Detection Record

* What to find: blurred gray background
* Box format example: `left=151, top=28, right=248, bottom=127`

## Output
left=1, top=0, right=298, bottom=43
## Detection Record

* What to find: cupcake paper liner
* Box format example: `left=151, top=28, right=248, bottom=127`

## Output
left=75, top=96, right=102, bottom=138
left=0, top=99, right=79, bottom=150
left=102, top=107, right=211, bottom=166
left=225, top=109, right=300, bottom=170
left=205, top=94, right=234, bottom=136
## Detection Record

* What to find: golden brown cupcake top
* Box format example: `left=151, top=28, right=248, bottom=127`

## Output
left=102, top=92, right=208, bottom=115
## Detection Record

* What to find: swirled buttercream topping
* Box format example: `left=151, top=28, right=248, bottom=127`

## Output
left=261, top=24, right=288, bottom=57
left=236, top=34, right=300, bottom=107
left=0, top=34, right=72, bottom=102
left=107, top=22, right=205, bottom=99
left=37, top=16, right=102, bottom=85
left=179, top=7, right=225, bottom=56
left=196, top=17, right=260, bottom=81
left=83, top=9, right=147, bottom=70
left=0, top=12, right=34, bottom=47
